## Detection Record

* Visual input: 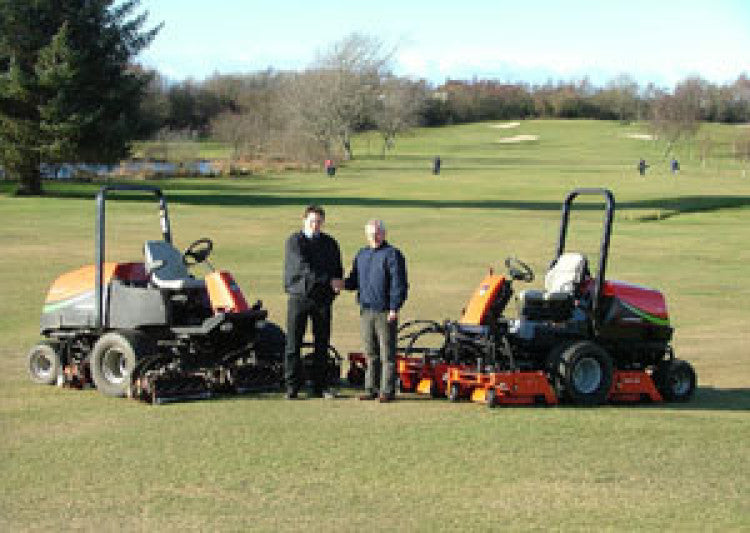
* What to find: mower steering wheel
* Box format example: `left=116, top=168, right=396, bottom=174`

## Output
left=505, top=257, right=534, bottom=283
left=183, top=238, right=214, bottom=266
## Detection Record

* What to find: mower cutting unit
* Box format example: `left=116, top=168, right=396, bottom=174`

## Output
left=393, top=188, right=697, bottom=407
left=26, top=185, right=285, bottom=404
left=347, top=321, right=475, bottom=397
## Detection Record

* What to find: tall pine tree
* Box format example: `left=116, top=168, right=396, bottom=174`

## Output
left=0, top=0, right=161, bottom=194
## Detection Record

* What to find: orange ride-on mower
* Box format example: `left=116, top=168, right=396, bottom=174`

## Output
left=26, top=185, right=287, bottom=404
left=411, top=188, right=696, bottom=407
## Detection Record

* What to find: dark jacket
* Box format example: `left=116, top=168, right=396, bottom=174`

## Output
left=344, top=241, right=408, bottom=312
left=284, top=231, right=343, bottom=304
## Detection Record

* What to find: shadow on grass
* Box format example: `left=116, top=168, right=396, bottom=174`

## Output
left=3, top=180, right=750, bottom=220
left=143, top=386, right=750, bottom=411
left=672, top=386, right=750, bottom=411
left=603, top=386, right=750, bottom=412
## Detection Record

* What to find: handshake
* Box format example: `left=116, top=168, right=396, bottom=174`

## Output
left=330, top=278, right=344, bottom=293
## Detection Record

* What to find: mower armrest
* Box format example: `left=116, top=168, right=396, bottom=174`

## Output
left=545, top=292, right=572, bottom=303
left=517, top=289, right=545, bottom=304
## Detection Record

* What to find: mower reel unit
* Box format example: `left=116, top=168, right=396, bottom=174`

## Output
left=26, top=185, right=288, bottom=404
left=403, top=188, right=696, bottom=407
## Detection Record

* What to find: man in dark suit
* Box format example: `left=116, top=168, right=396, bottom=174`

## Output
left=283, top=205, right=343, bottom=399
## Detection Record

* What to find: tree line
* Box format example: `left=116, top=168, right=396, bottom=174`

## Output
left=2, top=1, right=750, bottom=195
left=144, top=64, right=750, bottom=160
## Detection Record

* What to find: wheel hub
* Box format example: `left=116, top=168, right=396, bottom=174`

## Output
left=102, top=348, right=127, bottom=384
left=670, top=370, right=690, bottom=396
left=31, top=352, right=52, bottom=379
left=572, top=357, right=602, bottom=394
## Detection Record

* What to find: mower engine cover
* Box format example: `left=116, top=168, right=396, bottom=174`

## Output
left=596, top=280, right=672, bottom=342
left=41, top=262, right=151, bottom=332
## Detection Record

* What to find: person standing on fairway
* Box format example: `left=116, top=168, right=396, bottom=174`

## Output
left=283, top=205, right=343, bottom=399
left=344, top=219, right=408, bottom=403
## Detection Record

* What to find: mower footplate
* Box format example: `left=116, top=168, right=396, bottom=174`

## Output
left=608, top=370, right=662, bottom=403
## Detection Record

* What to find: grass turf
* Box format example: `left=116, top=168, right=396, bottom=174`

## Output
left=1, top=119, right=749, bottom=530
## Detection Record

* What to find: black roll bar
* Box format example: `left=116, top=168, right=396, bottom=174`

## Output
left=95, top=185, right=171, bottom=330
left=554, top=188, right=615, bottom=324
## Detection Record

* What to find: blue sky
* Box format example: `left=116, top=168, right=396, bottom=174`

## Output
left=138, top=0, right=750, bottom=88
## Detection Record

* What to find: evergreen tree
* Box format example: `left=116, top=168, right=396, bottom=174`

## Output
left=0, top=0, right=161, bottom=195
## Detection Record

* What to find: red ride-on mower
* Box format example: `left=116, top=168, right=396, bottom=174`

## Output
left=26, top=185, right=289, bottom=404
left=407, top=188, right=696, bottom=407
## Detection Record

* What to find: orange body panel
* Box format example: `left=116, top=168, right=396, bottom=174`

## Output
left=447, top=367, right=558, bottom=405
left=45, top=262, right=146, bottom=304
left=487, top=371, right=558, bottom=405
left=459, top=274, right=507, bottom=326
left=205, top=271, right=250, bottom=314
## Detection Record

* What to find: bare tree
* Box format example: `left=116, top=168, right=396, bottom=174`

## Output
left=211, top=112, right=255, bottom=160
left=208, top=70, right=286, bottom=160
left=650, top=76, right=707, bottom=157
left=605, top=74, right=640, bottom=123
left=374, top=77, right=426, bottom=157
left=301, top=33, right=395, bottom=160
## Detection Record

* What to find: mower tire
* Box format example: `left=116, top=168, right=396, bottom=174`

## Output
left=27, top=340, right=61, bottom=385
left=254, top=322, right=286, bottom=361
left=545, top=342, right=572, bottom=398
left=653, top=359, right=696, bottom=402
left=91, top=331, right=154, bottom=397
left=559, top=341, right=613, bottom=406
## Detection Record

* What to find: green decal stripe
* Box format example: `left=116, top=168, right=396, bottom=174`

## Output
left=43, top=292, right=94, bottom=314
left=620, top=300, right=670, bottom=327
left=43, top=300, right=74, bottom=314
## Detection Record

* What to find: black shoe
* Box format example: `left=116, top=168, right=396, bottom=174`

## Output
left=378, top=394, right=395, bottom=403
left=285, top=389, right=300, bottom=400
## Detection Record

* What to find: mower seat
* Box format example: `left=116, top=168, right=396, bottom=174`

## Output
left=517, top=253, right=588, bottom=320
left=144, top=240, right=206, bottom=290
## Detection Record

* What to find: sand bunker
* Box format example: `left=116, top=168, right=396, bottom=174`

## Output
left=496, top=134, right=539, bottom=143
left=489, top=122, right=521, bottom=129
left=626, top=133, right=657, bottom=140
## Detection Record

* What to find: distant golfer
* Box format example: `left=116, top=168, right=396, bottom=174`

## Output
left=670, top=158, right=680, bottom=175
left=344, top=219, right=408, bottom=403
left=638, top=158, right=649, bottom=176
left=325, top=159, right=336, bottom=177
left=432, top=156, right=441, bottom=175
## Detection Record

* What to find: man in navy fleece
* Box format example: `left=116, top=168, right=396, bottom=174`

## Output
left=342, top=219, right=408, bottom=402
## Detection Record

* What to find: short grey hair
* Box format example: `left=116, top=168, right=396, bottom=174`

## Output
left=365, top=219, right=386, bottom=236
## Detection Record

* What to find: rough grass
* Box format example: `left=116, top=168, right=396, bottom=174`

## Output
left=1, top=119, right=749, bottom=531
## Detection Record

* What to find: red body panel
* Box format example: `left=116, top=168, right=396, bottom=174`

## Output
left=608, top=370, right=662, bottom=402
left=602, top=280, right=668, bottom=319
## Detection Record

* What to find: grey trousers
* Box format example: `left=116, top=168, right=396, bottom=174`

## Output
left=359, top=309, right=398, bottom=395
